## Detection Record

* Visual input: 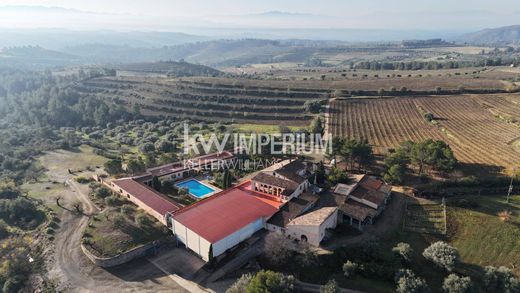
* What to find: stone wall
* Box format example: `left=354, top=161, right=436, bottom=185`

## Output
left=81, top=241, right=160, bottom=268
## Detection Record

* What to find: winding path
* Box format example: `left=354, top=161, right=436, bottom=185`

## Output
left=47, top=176, right=187, bottom=292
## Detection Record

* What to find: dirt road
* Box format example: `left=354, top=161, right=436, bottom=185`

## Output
left=38, top=148, right=187, bottom=292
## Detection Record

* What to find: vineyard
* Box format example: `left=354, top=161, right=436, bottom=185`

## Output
left=73, top=76, right=328, bottom=125
left=329, top=94, right=520, bottom=171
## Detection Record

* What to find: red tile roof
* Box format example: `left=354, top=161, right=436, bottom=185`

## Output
left=172, top=181, right=282, bottom=243
left=112, top=178, right=182, bottom=215
left=359, top=175, right=384, bottom=191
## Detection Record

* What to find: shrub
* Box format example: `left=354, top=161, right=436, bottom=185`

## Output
left=93, top=186, right=112, bottom=199
left=75, top=177, right=92, bottom=184
left=442, top=274, right=472, bottom=293
left=226, top=273, right=253, bottom=293
left=482, top=266, right=519, bottom=292
left=343, top=260, right=359, bottom=278
left=422, top=241, right=459, bottom=271
left=395, top=269, right=430, bottom=293
left=393, top=242, right=413, bottom=261
left=320, top=279, right=340, bottom=293
left=0, top=220, right=8, bottom=239
left=135, top=213, right=152, bottom=227
left=246, top=270, right=294, bottom=293
left=112, top=214, right=126, bottom=228
left=120, top=204, right=135, bottom=216
left=104, top=196, right=120, bottom=207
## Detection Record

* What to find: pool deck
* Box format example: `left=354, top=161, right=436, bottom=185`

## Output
left=175, top=177, right=222, bottom=200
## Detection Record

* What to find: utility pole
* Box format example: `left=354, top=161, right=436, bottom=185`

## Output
left=507, top=167, right=516, bottom=203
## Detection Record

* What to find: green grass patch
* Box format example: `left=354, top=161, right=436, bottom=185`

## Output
left=447, top=195, right=520, bottom=275
left=231, top=123, right=302, bottom=133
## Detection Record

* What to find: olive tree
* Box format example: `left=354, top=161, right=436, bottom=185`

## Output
left=442, top=274, right=472, bottom=293
left=422, top=241, right=459, bottom=271
left=482, top=266, right=519, bottom=292
left=392, top=242, right=413, bottom=261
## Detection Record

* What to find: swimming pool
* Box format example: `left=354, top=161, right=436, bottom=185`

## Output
left=176, top=179, right=215, bottom=198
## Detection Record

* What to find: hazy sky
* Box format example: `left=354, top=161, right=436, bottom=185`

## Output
left=1, top=0, right=520, bottom=31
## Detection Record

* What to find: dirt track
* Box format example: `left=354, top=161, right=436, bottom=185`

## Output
left=38, top=148, right=187, bottom=292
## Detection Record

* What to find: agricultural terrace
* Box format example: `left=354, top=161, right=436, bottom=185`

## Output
left=186, top=67, right=513, bottom=92
left=404, top=200, right=446, bottom=235
left=74, top=76, right=324, bottom=125
left=329, top=94, right=520, bottom=171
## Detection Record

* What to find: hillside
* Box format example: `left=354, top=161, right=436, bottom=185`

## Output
left=115, top=61, right=222, bottom=77
left=457, top=25, right=520, bottom=45
left=0, top=46, right=81, bottom=68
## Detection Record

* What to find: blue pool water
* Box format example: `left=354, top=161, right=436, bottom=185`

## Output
left=176, top=179, right=215, bottom=198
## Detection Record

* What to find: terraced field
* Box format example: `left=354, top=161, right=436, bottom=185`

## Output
left=74, top=77, right=327, bottom=125
left=329, top=94, right=520, bottom=171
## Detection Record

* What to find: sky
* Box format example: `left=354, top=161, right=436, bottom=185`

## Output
left=0, top=0, right=520, bottom=32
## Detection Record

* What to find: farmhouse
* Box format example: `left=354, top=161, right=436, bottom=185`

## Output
left=251, top=159, right=313, bottom=201
left=332, top=174, right=392, bottom=230
left=168, top=159, right=339, bottom=261
left=285, top=207, right=338, bottom=246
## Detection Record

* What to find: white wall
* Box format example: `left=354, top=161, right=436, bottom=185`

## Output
left=213, top=218, right=264, bottom=257
left=171, top=217, right=265, bottom=262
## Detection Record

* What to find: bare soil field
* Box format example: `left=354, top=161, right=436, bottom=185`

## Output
left=329, top=94, right=520, bottom=171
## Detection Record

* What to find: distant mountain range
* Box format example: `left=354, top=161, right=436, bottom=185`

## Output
left=455, top=25, right=520, bottom=45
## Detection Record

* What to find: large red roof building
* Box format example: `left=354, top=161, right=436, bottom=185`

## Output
left=170, top=181, right=282, bottom=261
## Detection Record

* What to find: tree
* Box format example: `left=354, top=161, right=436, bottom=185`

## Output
left=343, top=260, right=359, bottom=278
left=139, top=142, right=155, bottom=154
left=71, top=201, right=83, bottom=214
left=482, top=266, right=519, bottom=292
left=263, top=233, right=292, bottom=266
left=320, top=279, right=340, bottom=293
left=422, top=241, right=459, bottom=272
left=442, top=274, right=472, bottom=293
left=152, top=176, right=162, bottom=191
left=126, top=159, right=145, bottom=175
left=310, top=116, right=324, bottom=135
left=216, top=169, right=233, bottom=189
left=104, top=159, right=123, bottom=175
left=395, top=269, right=429, bottom=293
left=226, top=273, right=253, bottom=293
left=155, top=140, right=175, bottom=153
left=393, top=242, right=413, bottom=261
left=304, top=100, right=322, bottom=113
left=326, top=136, right=344, bottom=166
left=424, top=112, right=434, bottom=122
left=384, top=164, right=406, bottom=184
left=298, top=245, right=317, bottom=268
left=314, top=161, right=326, bottom=184
left=327, top=167, right=349, bottom=185
left=246, top=270, right=294, bottom=293
left=396, top=275, right=429, bottom=293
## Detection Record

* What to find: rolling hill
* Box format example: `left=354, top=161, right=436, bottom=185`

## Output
left=456, top=25, right=520, bottom=45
